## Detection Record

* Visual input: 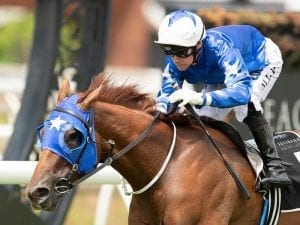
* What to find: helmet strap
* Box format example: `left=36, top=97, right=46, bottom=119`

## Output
left=192, top=42, right=202, bottom=65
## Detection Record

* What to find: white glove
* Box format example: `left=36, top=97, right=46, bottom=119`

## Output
left=169, top=89, right=204, bottom=108
left=250, top=94, right=263, bottom=113
left=156, top=103, right=168, bottom=113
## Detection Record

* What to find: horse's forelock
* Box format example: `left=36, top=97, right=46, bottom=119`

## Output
left=78, top=74, right=155, bottom=112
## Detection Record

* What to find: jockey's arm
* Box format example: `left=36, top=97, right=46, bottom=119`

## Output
left=156, top=63, right=183, bottom=113
left=206, top=47, right=253, bottom=108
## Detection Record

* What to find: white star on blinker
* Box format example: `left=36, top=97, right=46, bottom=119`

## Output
left=49, top=116, right=67, bottom=131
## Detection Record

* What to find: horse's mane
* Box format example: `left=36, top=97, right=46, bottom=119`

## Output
left=79, top=73, right=195, bottom=126
left=79, top=73, right=156, bottom=113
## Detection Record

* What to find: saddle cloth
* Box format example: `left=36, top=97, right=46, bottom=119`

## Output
left=245, top=131, right=300, bottom=225
left=273, top=131, right=300, bottom=212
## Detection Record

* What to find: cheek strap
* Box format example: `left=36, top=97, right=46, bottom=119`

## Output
left=192, top=44, right=201, bottom=65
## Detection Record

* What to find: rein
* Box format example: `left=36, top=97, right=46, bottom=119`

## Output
left=184, top=104, right=251, bottom=200
left=52, top=98, right=250, bottom=199
left=170, top=82, right=251, bottom=200
left=55, top=111, right=166, bottom=194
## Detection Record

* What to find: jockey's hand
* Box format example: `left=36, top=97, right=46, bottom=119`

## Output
left=156, top=103, right=168, bottom=114
left=169, top=89, right=204, bottom=108
left=156, top=100, right=179, bottom=115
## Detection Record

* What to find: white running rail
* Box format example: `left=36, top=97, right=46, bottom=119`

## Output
left=0, top=160, right=131, bottom=225
left=0, top=161, right=121, bottom=185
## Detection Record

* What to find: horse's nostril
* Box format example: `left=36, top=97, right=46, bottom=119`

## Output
left=31, top=187, right=50, bottom=200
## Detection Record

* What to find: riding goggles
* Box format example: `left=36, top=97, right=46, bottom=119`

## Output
left=160, top=45, right=197, bottom=58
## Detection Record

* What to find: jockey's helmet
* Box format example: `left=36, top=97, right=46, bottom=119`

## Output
left=155, top=10, right=206, bottom=47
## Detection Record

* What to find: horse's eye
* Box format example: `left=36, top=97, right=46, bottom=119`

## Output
left=64, top=128, right=84, bottom=149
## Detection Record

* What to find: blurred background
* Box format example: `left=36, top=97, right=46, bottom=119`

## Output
left=0, top=0, right=300, bottom=225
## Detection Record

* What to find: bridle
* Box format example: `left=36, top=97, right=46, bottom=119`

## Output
left=52, top=109, right=176, bottom=195
left=51, top=106, right=97, bottom=193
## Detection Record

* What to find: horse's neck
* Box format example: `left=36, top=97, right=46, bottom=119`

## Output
left=94, top=102, right=172, bottom=190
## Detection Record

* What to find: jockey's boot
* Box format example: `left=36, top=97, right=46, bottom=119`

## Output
left=251, top=125, right=292, bottom=188
left=243, top=103, right=292, bottom=189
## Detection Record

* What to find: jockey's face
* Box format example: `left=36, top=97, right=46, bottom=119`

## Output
left=172, top=54, right=194, bottom=71
left=171, top=42, right=202, bottom=71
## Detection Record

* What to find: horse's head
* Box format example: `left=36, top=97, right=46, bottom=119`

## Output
left=26, top=75, right=160, bottom=211
left=25, top=78, right=103, bottom=211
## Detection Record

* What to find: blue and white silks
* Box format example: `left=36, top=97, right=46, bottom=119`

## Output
left=157, top=25, right=267, bottom=112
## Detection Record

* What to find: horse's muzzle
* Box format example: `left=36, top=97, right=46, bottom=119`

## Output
left=27, top=186, right=53, bottom=210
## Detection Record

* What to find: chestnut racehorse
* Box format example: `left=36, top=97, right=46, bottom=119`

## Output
left=26, top=74, right=300, bottom=225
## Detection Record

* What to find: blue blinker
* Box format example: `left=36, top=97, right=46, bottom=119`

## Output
left=36, top=95, right=98, bottom=175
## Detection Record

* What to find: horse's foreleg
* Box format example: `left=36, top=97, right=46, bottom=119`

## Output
left=128, top=199, right=159, bottom=225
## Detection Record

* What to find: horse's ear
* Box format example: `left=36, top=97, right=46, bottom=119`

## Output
left=77, top=85, right=102, bottom=111
left=57, top=78, right=71, bottom=103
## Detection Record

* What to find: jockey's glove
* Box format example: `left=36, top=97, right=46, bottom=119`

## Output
left=169, top=89, right=211, bottom=108
left=156, top=102, right=168, bottom=114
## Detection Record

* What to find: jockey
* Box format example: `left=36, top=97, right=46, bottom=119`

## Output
left=155, top=9, right=291, bottom=188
